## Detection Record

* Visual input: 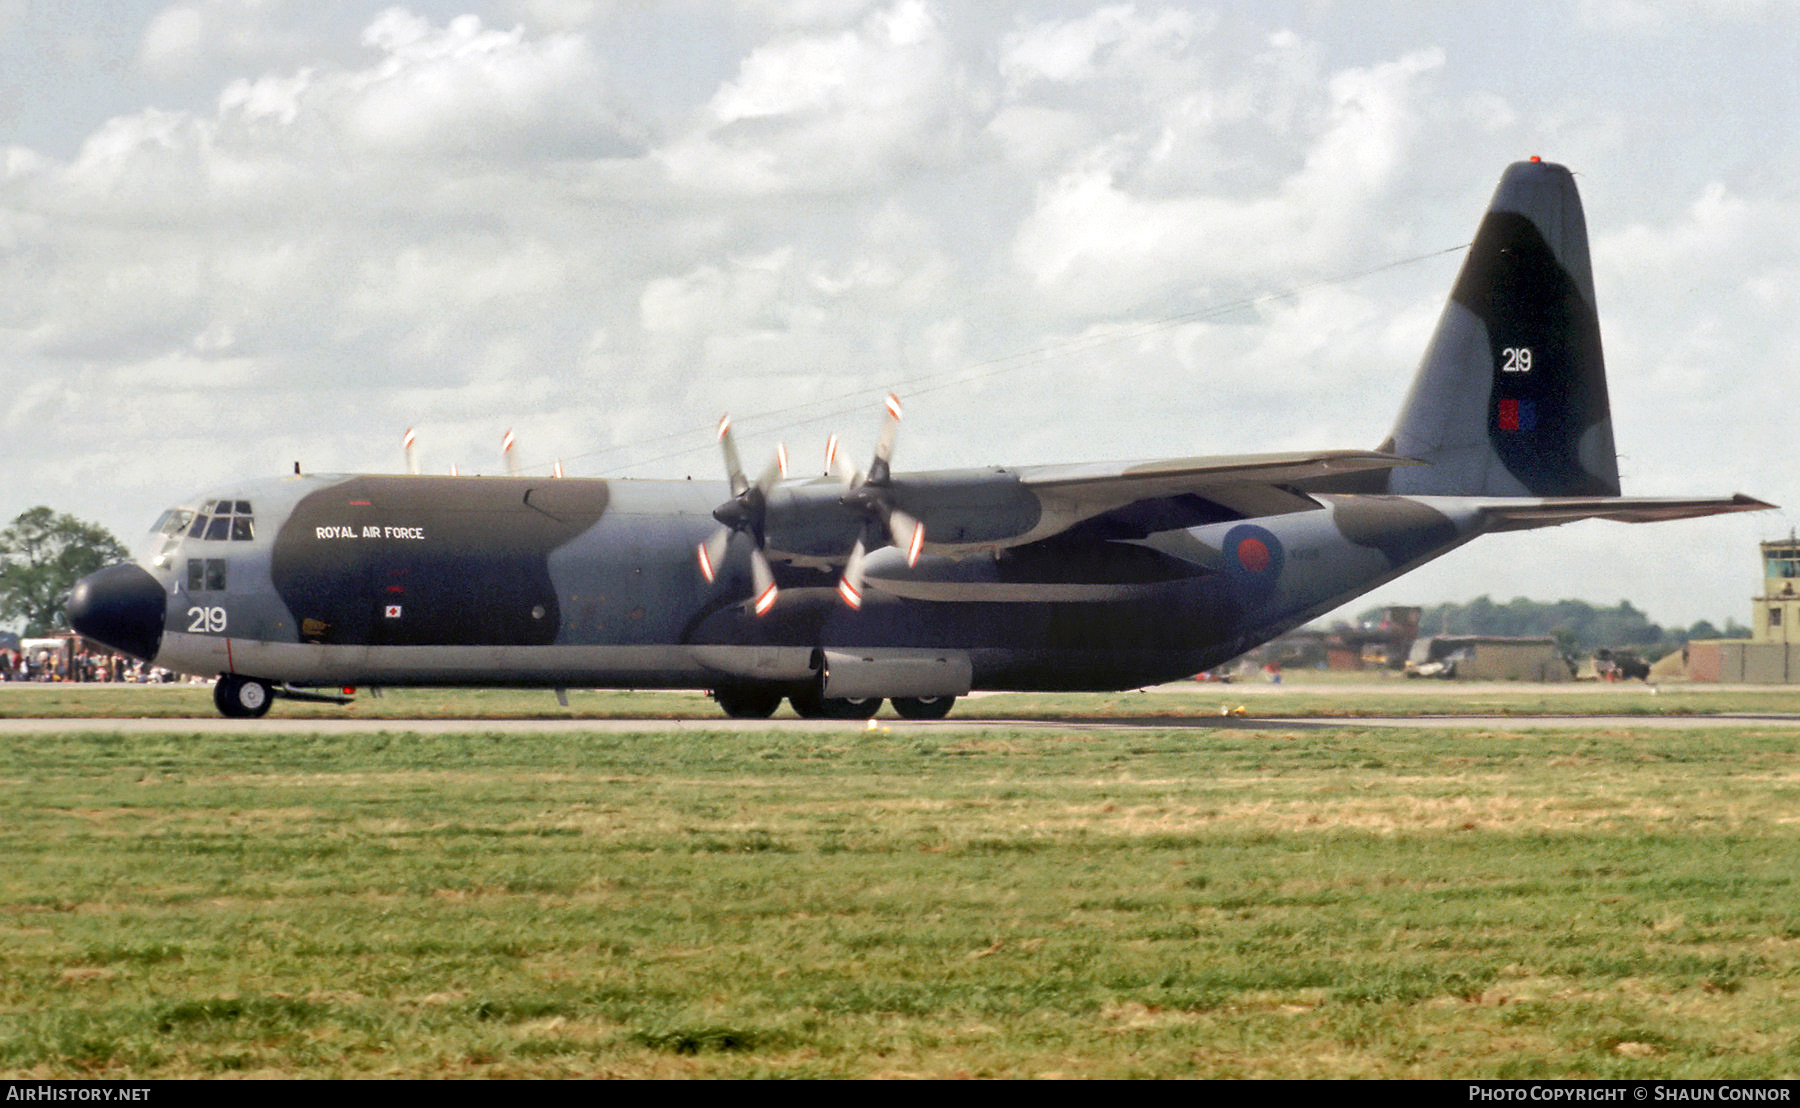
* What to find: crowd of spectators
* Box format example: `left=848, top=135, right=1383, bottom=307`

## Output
left=1, top=641, right=178, bottom=684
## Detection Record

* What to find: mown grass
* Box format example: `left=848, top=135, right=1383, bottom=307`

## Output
left=5, top=678, right=1800, bottom=720
left=2, top=721, right=1798, bottom=1077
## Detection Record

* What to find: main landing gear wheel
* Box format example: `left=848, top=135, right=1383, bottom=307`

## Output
left=712, top=687, right=783, bottom=719
left=214, top=675, right=273, bottom=719
left=891, top=695, right=956, bottom=720
left=789, top=688, right=883, bottom=720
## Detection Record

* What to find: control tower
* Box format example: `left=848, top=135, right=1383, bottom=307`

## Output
left=1689, top=533, right=1800, bottom=681
left=1754, top=534, right=1800, bottom=644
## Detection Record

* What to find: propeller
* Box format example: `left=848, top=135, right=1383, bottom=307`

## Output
left=502, top=429, right=520, bottom=477
left=831, top=393, right=924, bottom=610
left=697, top=415, right=788, bottom=617
left=403, top=428, right=421, bottom=475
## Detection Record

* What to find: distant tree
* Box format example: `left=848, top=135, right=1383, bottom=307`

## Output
left=1686, top=620, right=1722, bottom=641
left=0, top=507, right=129, bottom=636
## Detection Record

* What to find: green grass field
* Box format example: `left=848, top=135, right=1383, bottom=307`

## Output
left=3, top=708, right=1798, bottom=1077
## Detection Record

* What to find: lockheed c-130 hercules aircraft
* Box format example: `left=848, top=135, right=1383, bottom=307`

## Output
left=68, top=160, right=1770, bottom=719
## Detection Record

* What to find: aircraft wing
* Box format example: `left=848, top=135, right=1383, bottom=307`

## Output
left=1017, top=449, right=1414, bottom=518
left=880, top=449, right=1416, bottom=549
left=1477, top=494, right=1775, bottom=532
left=772, top=449, right=1415, bottom=561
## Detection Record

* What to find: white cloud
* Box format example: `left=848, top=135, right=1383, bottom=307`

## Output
left=659, top=0, right=961, bottom=194
left=1010, top=44, right=1445, bottom=313
left=137, top=0, right=319, bottom=82
left=138, top=4, right=209, bottom=79
left=342, top=10, right=624, bottom=157
left=999, top=3, right=1204, bottom=91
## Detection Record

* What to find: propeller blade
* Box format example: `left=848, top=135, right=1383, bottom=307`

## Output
left=887, top=507, right=925, bottom=567
left=837, top=537, right=868, bottom=609
left=749, top=547, right=779, bottom=617
left=870, top=392, right=902, bottom=484
left=754, top=449, right=786, bottom=495
left=696, top=526, right=731, bottom=584
left=827, top=434, right=861, bottom=488
left=403, top=428, right=420, bottom=475
left=717, top=414, right=749, bottom=497
left=502, top=428, right=520, bottom=477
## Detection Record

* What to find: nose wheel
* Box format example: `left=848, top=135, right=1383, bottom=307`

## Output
left=214, top=675, right=273, bottom=719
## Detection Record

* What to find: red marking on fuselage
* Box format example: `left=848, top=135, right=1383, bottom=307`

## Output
left=1237, top=537, right=1271, bottom=573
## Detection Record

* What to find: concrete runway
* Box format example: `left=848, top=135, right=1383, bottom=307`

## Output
left=5, top=712, right=1800, bottom=735
left=5, top=680, right=1798, bottom=733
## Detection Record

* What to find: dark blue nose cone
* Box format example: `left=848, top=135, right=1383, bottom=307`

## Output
left=67, top=563, right=166, bottom=663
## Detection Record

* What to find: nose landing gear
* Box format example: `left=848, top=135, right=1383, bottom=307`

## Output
left=213, top=675, right=273, bottom=719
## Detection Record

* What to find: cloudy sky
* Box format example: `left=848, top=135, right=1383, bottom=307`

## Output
left=3, top=0, right=1796, bottom=630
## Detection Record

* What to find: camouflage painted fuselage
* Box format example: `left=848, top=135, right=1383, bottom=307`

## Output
left=125, top=470, right=1479, bottom=693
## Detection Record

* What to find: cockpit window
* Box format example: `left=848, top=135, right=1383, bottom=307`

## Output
left=186, top=501, right=257, bottom=542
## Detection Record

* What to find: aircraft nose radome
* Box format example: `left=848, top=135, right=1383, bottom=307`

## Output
left=66, top=563, right=166, bottom=663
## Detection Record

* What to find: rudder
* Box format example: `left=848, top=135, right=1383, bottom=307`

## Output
left=1384, top=159, right=1620, bottom=498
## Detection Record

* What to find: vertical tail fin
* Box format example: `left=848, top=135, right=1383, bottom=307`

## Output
left=1384, top=159, right=1620, bottom=498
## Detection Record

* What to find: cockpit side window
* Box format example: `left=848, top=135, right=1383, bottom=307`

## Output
left=187, top=558, right=228, bottom=591
left=153, top=510, right=195, bottom=536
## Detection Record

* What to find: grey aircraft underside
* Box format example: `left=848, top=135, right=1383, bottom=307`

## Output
left=67, top=160, right=1770, bottom=719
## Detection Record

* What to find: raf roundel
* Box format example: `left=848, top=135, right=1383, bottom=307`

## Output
left=1223, top=524, right=1284, bottom=598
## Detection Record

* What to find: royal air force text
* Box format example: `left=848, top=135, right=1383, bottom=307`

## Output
left=314, top=526, right=426, bottom=541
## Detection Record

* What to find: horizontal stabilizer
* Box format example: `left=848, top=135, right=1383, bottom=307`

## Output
left=1479, top=493, right=1774, bottom=532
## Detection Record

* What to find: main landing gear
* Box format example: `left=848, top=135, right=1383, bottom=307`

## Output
left=789, top=686, right=882, bottom=720
left=890, top=695, right=955, bottom=720
left=711, top=686, right=784, bottom=719
left=711, top=683, right=960, bottom=720
left=213, top=675, right=273, bottom=719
